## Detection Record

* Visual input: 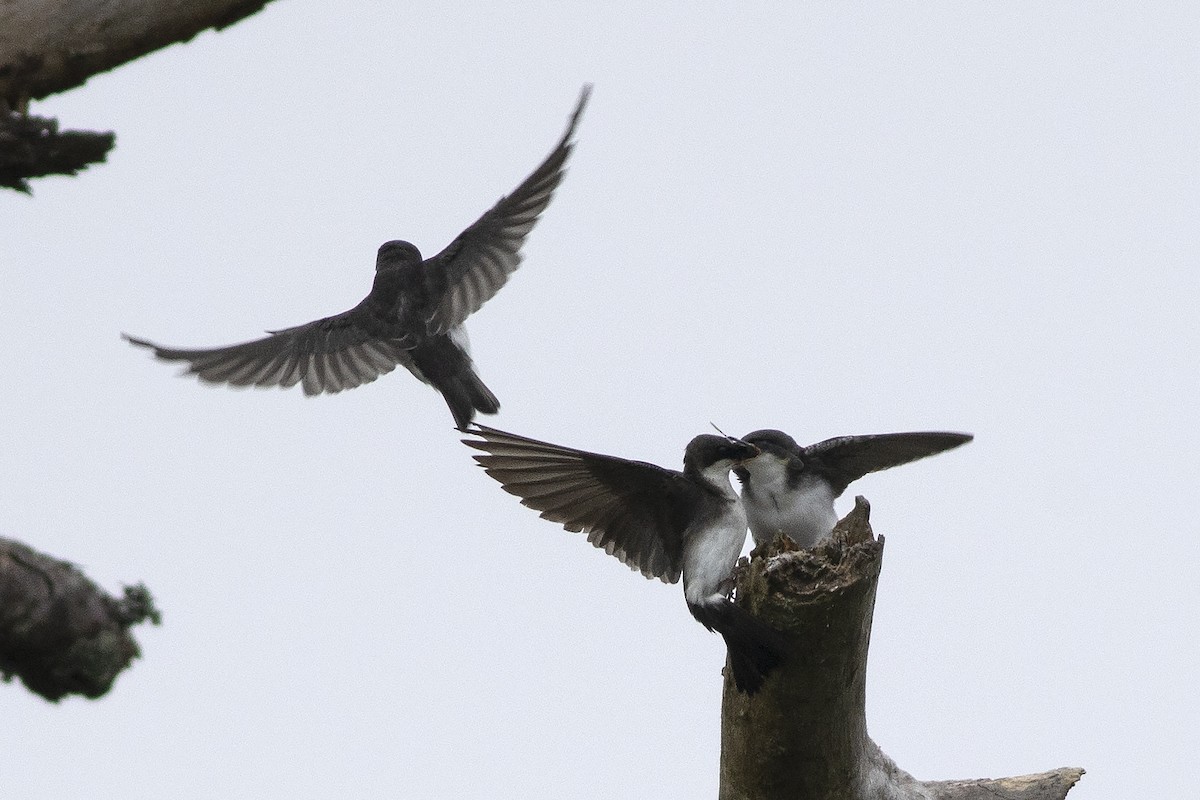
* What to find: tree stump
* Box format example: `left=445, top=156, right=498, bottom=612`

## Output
left=719, top=498, right=1083, bottom=800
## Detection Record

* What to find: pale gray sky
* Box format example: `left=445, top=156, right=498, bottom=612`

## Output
left=5, top=3, right=1197, bottom=798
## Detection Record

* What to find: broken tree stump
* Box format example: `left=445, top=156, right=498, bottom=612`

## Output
left=719, top=497, right=1083, bottom=800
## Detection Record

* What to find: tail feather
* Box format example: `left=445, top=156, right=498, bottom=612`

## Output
left=689, top=599, right=788, bottom=694
left=438, top=370, right=500, bottom=429
left=440, top=385, right=477, bottom=430
left=411, top=333, right=501, bottom=428
left=464, top=370, right=500, bottom=416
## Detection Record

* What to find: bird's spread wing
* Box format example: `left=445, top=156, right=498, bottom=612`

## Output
left=422, top=86, right=591, bottom=335
left=124, top=310, right=417, bottom=396
left=462, top=423, right=697, bottom=583
left=806, top=432, right=973, bottom=495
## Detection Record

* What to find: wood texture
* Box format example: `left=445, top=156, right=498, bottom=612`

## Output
left=0, top=0, right=277, bottom=105
left=718, top=498, right=1083, bottom=800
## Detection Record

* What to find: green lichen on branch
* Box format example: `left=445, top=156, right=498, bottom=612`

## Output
left=0, top=537, right=160, bottom=701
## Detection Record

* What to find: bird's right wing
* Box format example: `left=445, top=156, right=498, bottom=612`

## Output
left=462, top=424, right=699, bottom=583
left=421, top=86, right=590, bottom=335
left=124, top=309, right=416, bottom=396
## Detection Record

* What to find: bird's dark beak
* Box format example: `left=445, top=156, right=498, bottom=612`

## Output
left=729, top=440, right=760, bottom=465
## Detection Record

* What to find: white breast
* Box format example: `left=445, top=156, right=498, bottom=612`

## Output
left=681, top=467, right=749, bottom=606
left=743, top=460, right=837, bottom=548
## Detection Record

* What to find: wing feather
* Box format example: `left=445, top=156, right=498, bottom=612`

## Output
left=463, top=423, right=696, bottom=583
left=123, top=305, right=415, bottom=397
left=807, top=432, right=973, bottom=495
left=423, top=87, right=591, bottom=334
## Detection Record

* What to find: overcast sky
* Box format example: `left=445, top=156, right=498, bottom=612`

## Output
left=4, top=3, right=1197, bottom=799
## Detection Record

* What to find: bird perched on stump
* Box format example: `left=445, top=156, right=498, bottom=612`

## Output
left=735, top=428, right=973, bottom=547
left=462, top=424, right=787, bottom=694
left=125, top=86, right=591, bottom=428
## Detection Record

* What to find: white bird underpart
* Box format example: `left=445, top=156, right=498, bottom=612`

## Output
left=741, top=454, right=837, bottom=547
left=682, top=461, right=749, bottom=606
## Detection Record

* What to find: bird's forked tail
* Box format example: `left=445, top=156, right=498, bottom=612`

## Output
left=689, top=598, right=788, bottom=694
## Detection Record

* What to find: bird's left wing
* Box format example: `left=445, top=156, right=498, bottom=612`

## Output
left=462, top=423, right=699, bottom=584
left=807, top=432, right=974, bottom=495
left=422, top=86, right=590, bottom=335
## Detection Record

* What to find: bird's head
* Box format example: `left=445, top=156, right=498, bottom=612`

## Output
left=376, top=240, right=423, bottom=271
left=742, top=429, right=800, bottom=458
left=683, top=434, right=760, bottom=477
left=735, top=429, right=802, bottom=483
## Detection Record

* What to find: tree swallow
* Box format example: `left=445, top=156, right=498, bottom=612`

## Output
left=124, top=86, right=590, bottom=428
left=735, top=429, right=973, bottom=547
left=462, top=424, right=787, bottom=694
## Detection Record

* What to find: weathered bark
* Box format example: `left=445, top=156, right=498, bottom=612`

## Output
left=719, top=498, right=1083, bottom=800
left=0, top=0, right=279, bottom=191
left=0, top=0, right=278, bottom=104
left=0, top=536, right=160, bottom=702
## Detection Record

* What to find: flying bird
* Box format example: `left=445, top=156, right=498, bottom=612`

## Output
left=734, top=429, right=973, bottom=547
left=125, top=86, right=591, bottom=428
left=463, top=424, right=787, bottom=694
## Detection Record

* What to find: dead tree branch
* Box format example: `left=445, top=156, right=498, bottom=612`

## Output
left=0, top=109, right=114, bottom=192
left=0, top=536, right=160, bottom=702
left=0, top=0, right=277, bottom=104
left=719, top=498, right=1084, bottom=800
left=0, top=0, right=280, bottom=191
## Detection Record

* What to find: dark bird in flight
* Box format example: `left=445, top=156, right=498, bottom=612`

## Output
left=463, top=424, right=788, bottom=694
left=735, top=429, right=973, bottom=547
left=125, top=87, right=591, bottom=428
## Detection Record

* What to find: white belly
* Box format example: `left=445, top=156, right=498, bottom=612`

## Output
left=746, top=477, right=837, bottom=548
left=681, top=501, right=748, bottom=606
